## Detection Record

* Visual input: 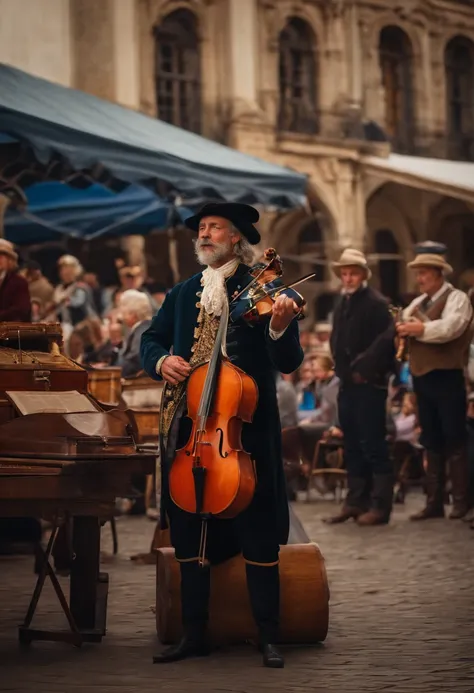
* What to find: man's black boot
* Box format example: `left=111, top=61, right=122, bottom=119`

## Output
left=323, top=476, right=369, bottom=524
left=153, top=559, right=210, bottom=663
left=410, top=451, right=445, bottom=520
left=153, top=622, right=210, bottom=663
left=245, top=563, right=284, bottom=668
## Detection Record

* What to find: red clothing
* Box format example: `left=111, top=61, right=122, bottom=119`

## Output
left=0, top=271, right=31, bottom=322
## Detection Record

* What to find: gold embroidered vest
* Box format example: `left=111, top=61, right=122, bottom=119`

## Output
left=159, top=305, right=220, bottom=440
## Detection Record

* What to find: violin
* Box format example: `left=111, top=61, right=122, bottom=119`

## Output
left=169, top=299, right=257, bottom=519
left=229, top=248, right=315, bottom=325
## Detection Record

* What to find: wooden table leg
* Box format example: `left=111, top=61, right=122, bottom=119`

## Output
left=70, top=516, right=108, bottom=641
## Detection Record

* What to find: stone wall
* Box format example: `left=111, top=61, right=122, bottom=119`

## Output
left=0, top=0, right=72, bottom=86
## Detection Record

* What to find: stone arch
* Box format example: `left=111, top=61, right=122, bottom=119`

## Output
left=361, top=12, right=424, bottom=133
left=151, top=0, right=206, bottom=38
left=378, top=25, right=416, bottom=151
left=138, top=0, right=214, bottom=124
left=440, top=29, right=474, bottom=60
left=366, top=13, right=423, bottom=61
left=258, top=2, right=326, bottom=126
left=268, top=196, right=339, bottom=325
left=366, top=184, right=416, bottom=251
left=153, top=8, right=202, bottom=133
left=366, top=183, right=418, bottom=294
left=277, top=15, right=319, bottom=134
left=428, top=196, right=474, bottom=284
left=444, top=34, right=474, bottom=160
left=271, top=4, right=325, bottom=50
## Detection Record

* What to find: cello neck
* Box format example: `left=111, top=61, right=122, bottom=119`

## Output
left=196, top=299, right=229, bottom=426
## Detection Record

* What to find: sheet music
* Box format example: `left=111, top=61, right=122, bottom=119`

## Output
left=5, top=390, right=99, bottom=416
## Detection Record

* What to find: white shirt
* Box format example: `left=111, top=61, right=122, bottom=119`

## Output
left=403, top=282, right=473, bottom=344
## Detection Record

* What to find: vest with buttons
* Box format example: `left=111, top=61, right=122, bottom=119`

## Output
left=408, top=287, right=474, bottom=377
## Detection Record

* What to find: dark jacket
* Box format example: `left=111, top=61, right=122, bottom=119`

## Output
left=117, top=319, right=151, bottom=378
left=330, top=286, right=395, bottom=386
left=140, top=264, right=304, bottom=553
left=0, top=271, right=31, bottom=322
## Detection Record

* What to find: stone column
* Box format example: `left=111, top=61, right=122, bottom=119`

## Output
left=360, top=19, right=385, bottom=125
left=349, top=3, right=363, bottom=107
left=321, top=4, right=348, bottom=137
left=227, top=0, right=260, bottom=119
left=113, top=0, right=140, bottom=110
left=71, top=0, right=116, bottom=101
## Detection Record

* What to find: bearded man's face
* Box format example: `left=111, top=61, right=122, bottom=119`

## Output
left=194, top=216, right=238, bottom=268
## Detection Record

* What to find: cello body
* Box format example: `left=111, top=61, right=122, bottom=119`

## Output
left=169, top=359, right=258, bottom=518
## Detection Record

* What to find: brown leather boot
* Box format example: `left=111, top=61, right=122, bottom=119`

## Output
left=323, top=477, right=368, bottom=524
left=357, top=474, right=393, bottom=526
left=410, top=451, right=445, bottom=521
left=447, top=448, right=470, bottom=519
left=323, top=506, right=364, bottom=524
left=357, top=510, right=389, bottom=526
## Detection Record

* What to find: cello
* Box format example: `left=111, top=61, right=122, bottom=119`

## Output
left=169, top=298, right=258, bottom=519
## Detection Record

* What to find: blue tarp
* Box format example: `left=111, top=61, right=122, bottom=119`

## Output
left=4, top=182, right=192, bottom=245
left=0, top=63, right=307, bottom=208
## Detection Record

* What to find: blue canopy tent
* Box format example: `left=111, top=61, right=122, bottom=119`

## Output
left=4, top=182, right=193, bottom=245
left=0, top=64, right=307, bottom=213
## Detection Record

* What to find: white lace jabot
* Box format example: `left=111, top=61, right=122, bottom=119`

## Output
left=200, top=259, right=239, bottom=317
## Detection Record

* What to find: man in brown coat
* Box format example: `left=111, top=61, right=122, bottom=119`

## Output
left=0, top=239, right=31, bottom=322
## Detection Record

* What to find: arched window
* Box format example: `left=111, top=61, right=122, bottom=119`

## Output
left=278, top=17, right=318, bottom=134
left=445, top=36, right=474, bottom=160
left=154, top=10, right=201, bottom=133
left=375, top=229, right=401, bottom=303
left=379, top=26, right=415, bottom=153
left=298, top=218, right=324, bottom=281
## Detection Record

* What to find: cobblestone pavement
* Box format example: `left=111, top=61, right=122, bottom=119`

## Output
left=1, top=492, right=473, bottom=693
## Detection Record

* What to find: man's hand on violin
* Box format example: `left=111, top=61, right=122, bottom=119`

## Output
left=269, top=294, right=299, bottom=333
left=161, top=355, right=192, bottom=385
left=396, top=318, right=424, bottom=338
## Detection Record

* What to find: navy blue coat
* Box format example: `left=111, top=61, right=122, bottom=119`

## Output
left=140, top=264, right=304, bottom=552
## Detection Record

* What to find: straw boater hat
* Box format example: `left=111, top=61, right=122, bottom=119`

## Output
left=0, top=239, right=18, bottom=262
left=407, top=241, right=453, bottom=275
left=331, top=248, right=372, bottom=279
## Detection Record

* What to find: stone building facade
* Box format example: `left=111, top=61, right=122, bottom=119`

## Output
left=1, top=0, right=474, bottom=320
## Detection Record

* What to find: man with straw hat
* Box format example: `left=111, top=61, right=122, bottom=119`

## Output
left=324, top=248, right=396, bottom=526
left=398, top=241, right=473, bottom=521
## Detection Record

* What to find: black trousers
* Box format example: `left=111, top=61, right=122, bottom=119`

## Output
left=338, top=383, right=392, bottom=509
left=167, top=493, right=280, bottom=642
left=338, top=383, right=391, bottom=476
left=413, top=369, right=467, bottom=454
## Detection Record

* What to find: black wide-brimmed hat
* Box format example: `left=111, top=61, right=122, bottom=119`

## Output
left=184, top=202, right=261, bottom=245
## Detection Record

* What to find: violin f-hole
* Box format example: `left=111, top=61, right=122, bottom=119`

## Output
left=216, top=428, right=228, bottom=458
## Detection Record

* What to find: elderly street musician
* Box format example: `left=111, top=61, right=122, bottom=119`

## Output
left=140, top=202, right=304, bottom=668
left=397, top=242, right=473, bottom=521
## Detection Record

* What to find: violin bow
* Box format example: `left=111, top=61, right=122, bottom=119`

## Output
left=264, top=273, right=317, bottom=298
